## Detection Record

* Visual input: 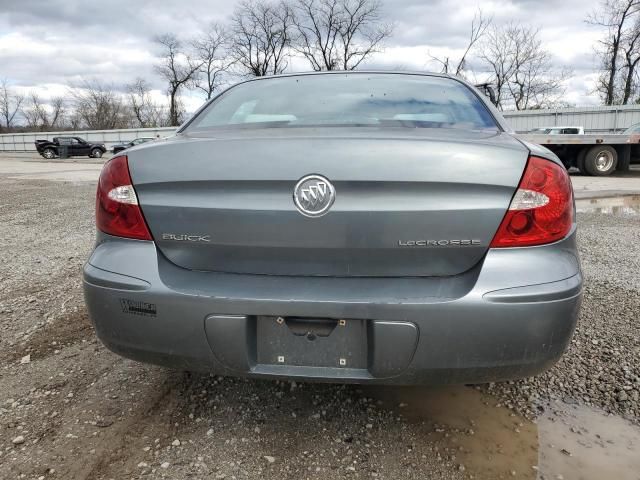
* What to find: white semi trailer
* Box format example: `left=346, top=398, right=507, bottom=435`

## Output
left=472, top=83, right=638, bottom=177
left=516, top=132, right=639, bottom=176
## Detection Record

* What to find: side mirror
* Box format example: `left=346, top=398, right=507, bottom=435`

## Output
left=475, top=83, right=498, bottom=107
left=485, top=86, right=497, bottom=107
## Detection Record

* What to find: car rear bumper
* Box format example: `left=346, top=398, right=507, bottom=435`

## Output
left=83, top=232, right=582, bottom=385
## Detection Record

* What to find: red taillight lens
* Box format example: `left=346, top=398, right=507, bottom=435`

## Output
left=96, top=155, right=152, bottom=240
left=490, top=156, right=573, bottom=248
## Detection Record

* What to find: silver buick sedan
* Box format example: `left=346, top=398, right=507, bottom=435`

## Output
left=83, top=72, right=582, bottom=384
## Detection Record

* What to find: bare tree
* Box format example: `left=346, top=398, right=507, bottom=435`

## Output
left=126, top=78, right=167, bottom=128
left=22, top=93, right=47, bottom=130
left=193, top=23, right=233, bottom=99
left=49, top=97, right=66, bottom=129
left=68, top=111, right=83, bottom=130
left=292, top=0, right=342, bottom=70
left=155, top=34, right=201, bottom=125
left=70, top=80, right=130, bottom=129
left=22, top=93, right=66, bottom=131
left=507, top=27, right=572, bottom=110
left=429, top=9, right=490, bottom=77
left=588, top=0, right=640, bottom=104
left=479, top=23, right=569, bottom=110
left=479, top=25, right=518, bottom=109
left=0, top=79, right=24, bottom=131
left=292, top=0, right=392, bottom=71
left=618, top=16, right=640, bottom=102
left=230, top=0, right=294, bottom=76
left=335, top=0, right=392, bottom=70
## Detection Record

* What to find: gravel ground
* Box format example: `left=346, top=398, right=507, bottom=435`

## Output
left=0, top=172, right=639, bottom=480
left=485, top=208, right=640, bottom=422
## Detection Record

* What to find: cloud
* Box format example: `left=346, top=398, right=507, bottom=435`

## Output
left=0, top=0, right=607, bottom=112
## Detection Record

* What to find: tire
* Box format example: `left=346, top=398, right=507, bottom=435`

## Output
left=617, top=145, right=631, bottom=172
left=576, top=147, right=588, bottom=174
left=584, top=145, right=618, bottom=176
left=42, top=148, right=56, bottom=159
left=90, top=148, right=103, bottom=159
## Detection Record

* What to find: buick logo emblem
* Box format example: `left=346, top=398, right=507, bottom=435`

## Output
left=293, top=174, right=336, bottom=217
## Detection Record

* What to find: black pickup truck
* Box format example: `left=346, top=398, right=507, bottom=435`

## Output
left=35, top=136, right=107, bottom=159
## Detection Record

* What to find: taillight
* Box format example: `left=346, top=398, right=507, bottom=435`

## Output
left=490, top=156, right=573, bottom=248
left=95, top=155, right=152, bottom=240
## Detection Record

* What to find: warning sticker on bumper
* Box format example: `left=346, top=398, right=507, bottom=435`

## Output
left=119, top=298, right=157, bottom=317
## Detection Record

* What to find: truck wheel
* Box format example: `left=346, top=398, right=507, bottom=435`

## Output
left=576, top=148, right=587, bottom=174
left=584, top=146, right=618, bottom=176
left=616, top=145, right=631, bottom=172
left=42, top=148, right=56, bottom=159
left=90, top=148, right=103, bottom=158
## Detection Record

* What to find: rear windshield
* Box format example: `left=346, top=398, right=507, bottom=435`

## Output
left=184, top=74, right=498, bottom=132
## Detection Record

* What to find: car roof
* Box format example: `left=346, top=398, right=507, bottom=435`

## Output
left=230, top=70, right=457, bottom=92
left=248, top=70, right=450, bottom=79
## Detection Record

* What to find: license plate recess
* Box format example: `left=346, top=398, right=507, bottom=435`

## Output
left=256, top=316, right=367, bottom=369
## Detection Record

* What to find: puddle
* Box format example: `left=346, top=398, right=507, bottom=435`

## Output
left=576, top=195, right=640, bottom=215
left=538, top=402, right=640, bottom=480
left=367, top=386, right=640, bottom=480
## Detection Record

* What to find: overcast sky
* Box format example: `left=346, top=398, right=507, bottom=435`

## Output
left=0, top=0, right=603, bottom=113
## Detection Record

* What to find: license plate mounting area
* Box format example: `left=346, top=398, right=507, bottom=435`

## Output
left=256, top=316, right=367, bottom=369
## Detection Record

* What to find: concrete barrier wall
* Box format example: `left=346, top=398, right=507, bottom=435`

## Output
left=0, top=127, right=178, bottom=152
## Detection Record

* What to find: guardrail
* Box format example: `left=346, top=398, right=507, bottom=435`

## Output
left=0, top=127, right=178, bottom=152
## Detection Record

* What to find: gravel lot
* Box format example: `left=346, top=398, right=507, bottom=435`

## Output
left=486, top=203, right=640, bottom=421
left=1, top=158, right=639, bottom=479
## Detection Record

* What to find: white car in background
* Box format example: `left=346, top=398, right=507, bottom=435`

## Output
left=530, top=126, right=584, bottom=135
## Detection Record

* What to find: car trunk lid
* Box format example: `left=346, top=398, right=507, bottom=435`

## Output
left=128, top=127, right=529, bottom=277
